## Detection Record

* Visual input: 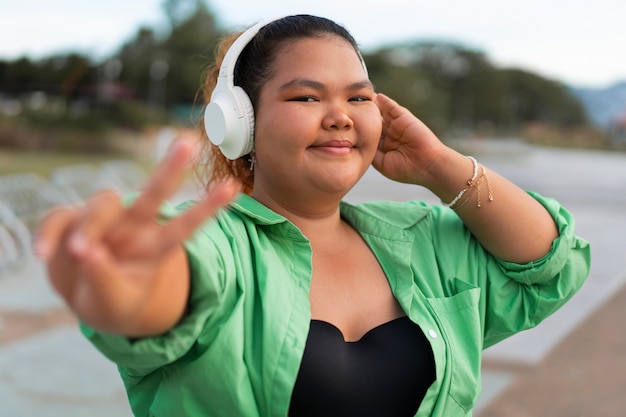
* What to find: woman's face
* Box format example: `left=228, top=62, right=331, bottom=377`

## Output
left=251, top=35, right=382, bottom=211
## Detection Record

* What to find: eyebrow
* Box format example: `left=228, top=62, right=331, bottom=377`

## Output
left=278, top=78, right=374, bottom=92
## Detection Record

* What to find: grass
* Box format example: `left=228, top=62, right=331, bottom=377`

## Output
left=0, top=149, right=150, bottom=177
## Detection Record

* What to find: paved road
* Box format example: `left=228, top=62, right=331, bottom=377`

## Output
left=0, top=140, right=623, bottom=416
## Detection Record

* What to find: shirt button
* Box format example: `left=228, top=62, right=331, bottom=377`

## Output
left=428, top=329, right=438, bottom=339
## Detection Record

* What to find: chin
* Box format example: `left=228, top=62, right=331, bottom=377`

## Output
left=316, top=173, right=362, bottom=196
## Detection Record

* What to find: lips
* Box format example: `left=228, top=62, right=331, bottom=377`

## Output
left=309, top=140, right=355, bottom=155
left=310, top=140, right=354, bottom=149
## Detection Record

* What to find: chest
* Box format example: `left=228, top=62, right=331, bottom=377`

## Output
left=308, top=233, right=405, bottom=342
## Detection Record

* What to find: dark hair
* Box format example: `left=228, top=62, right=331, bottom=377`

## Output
left=235, top=14, right=361, bottom=111
left=195, top=15, right=362, bottom=195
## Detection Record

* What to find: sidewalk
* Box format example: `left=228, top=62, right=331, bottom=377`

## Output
left=477, top=281, right=626, bottom=417
left=0, top=261, right=133, bottom=417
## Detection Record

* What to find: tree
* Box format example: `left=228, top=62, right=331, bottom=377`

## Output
left=116, top=27, right=160, bottom=101
left=499, top=69, right=589, bottom=128
left=111, top=1, right=220, bottom=111
left=163, top=0, right=206, bottom=28
left=159, top=2, right=220, bottom=105
left=366, top=40, right=590, bottom=136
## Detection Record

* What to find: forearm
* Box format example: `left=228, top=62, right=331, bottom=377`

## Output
left=424, top=148, right=558, bottom=263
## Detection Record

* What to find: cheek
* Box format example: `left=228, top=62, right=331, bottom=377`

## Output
left=256, top=104, right=312, bottom=135
left=253, top=119, right=300, bottom=167
left=357, top=110, right=383, bottom=145
left=255, top=110, right=317, bottom=153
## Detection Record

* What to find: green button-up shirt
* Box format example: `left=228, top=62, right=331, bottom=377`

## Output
left=82, top=192, right=590, bottom=416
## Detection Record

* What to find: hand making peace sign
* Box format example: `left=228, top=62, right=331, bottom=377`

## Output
left=35, top=138, right=240, bottom=336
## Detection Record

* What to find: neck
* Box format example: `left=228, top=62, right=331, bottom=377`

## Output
left=250, top=189, right=347, bottom=243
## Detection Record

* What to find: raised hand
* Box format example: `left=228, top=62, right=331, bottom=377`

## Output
left=34, top=139, right=240, bottom=336
left=373, top=93, right=446, bottom=186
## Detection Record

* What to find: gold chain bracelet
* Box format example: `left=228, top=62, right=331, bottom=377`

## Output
left=442, top=157, right=494, bottom=210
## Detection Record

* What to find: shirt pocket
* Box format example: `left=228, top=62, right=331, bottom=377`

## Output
left=426, top=285, right=482, bottom=413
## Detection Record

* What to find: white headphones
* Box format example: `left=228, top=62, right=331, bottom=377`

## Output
left=204, top=16, right=369, bottom=160
left=203, top=17, right=279, bottom=160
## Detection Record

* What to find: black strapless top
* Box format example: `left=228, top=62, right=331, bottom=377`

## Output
left=288, top=316, right=436, bottom=417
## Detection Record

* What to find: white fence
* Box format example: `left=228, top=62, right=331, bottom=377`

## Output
left=0, top=202, right=31, bottom=275
left=0, top=159, right=146, bottom=275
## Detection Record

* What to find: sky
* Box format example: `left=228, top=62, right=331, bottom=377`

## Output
left=1, top=0, right=625, bottom=89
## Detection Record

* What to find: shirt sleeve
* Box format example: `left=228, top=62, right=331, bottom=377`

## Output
left=481, top=191, right=591, bottom=347
left=80, top=199, right=233, bottom=376
left=427, top=191, right=591, bottom=349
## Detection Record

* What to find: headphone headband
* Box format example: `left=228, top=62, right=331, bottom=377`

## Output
left=217, top=16, right=286, bottom=82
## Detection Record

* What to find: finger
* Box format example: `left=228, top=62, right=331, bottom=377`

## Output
left=34, top=206, right=81, bottom=261
left=67, top=190, right=124, bottom=258
left=376, top=94, right=415, bottom=131
left=375, top=93, right=399, bottom=119
left=153, top=178, right=241, bottom=256
left=126, top=139, right=196, bottom=224
left=34, top=206, right=83, bottom=302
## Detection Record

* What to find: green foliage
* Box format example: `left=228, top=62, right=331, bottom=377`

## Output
left=366, top=41, right=590, bottom=137
left=0, top=54, right=97, bottom=97
left=159, top=5, right=220, bottom=104
left=115, top=27, right=160, bottom=101
left=0, top=1, right=220, bottom=151
left=115, top=1, right=220, bottom=106
left=499, top=69, right=589, bottom=127
left=366, top=50, right=451, bottom=134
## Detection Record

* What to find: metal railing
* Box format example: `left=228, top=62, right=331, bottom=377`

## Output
left=0, top=159, right=146, bottom=276
left=0, top=202, right=32, bottom=274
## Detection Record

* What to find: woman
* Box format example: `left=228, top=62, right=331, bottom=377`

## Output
left=35, top=14, right=590, bottom=417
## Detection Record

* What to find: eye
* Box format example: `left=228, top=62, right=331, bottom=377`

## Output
left=290, top=96, right=318, bottom=102
left=349, top=96, right=371, bottom=102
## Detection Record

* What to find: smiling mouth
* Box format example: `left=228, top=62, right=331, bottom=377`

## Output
left=309, top=141, right=355, bottom=155
left=310, top=140, right=355, bottom=149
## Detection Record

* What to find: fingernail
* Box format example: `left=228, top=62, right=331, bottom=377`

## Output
left=68, top=232, right=88, bottom=255
left=32, top=237, right=49, bottom=260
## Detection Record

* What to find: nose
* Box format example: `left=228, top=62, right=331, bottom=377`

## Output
left=322, top=103, right=353, bottom=130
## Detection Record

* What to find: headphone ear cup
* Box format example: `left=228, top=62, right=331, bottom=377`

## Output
left=231, top=85, right=255, bottom=155
left=204, top=85, right=255, bottom=160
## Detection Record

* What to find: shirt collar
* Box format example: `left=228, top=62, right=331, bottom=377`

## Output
left=230, top=194, right=431, bottom=238
left=340, top=200, right=431, bottom=242
left=229, top=193, right=289, bottom=225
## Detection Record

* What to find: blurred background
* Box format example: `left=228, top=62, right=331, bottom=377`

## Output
left=1, top=0, right=625, bottom=166
left=0, top=1, right=625, bottom=416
